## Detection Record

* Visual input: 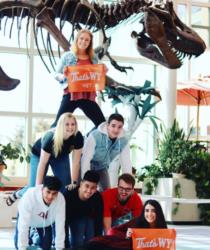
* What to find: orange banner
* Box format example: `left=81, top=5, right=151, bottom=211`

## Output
left=65, top=64, right=106, bottom=92
left=132, top=229, right=176, bottom=250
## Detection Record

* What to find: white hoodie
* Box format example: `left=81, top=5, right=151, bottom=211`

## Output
left=81, top=121, right=132, bottom=178
left=17, top=185, right=65, bottom=250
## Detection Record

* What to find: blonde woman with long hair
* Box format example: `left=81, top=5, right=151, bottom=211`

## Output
left=6, top=112, right=83, bottom=206
left=53, top=29, right=106, bottom=128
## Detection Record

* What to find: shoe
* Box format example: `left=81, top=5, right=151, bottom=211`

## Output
left=6, top=190, right=18, bottom=206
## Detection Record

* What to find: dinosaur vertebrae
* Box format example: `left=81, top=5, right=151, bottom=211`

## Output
left=0, top=0, right=157, bottom=29
left=0, top=0, right=206, bottom=70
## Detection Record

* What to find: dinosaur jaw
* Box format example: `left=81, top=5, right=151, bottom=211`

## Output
left=158, top=4, right=206, bottom=62
left=131, top=8, right=182, bottom=69
left=134, top=34, right=182, bottom=69
left=132, top=1, right=206, bottom=70
left=168, top=10, right=206, bottom=58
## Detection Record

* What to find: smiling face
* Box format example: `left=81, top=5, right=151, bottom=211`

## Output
left=77, top=31, right=92, bottom=53
left=63, top=117, right=77, bottom=139
left=78, top=180, right=98, bottom=201
left=107, top=119, right=124, bottom=139
left=117, top=179, right=134, bottom=203
left=144, top=203, right=157, bottom=227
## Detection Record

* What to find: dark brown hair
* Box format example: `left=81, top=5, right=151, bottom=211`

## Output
left=138, top=199, right=167, bottom=228
left=108, top=113, right=124, bottom=124
left=118, top=173, right=135, bottom=187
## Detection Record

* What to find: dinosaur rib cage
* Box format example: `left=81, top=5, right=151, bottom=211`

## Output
left=0, top=0, right=206, bottom=70
left=0, top=0, right=148, bottom=30
left=0, top=0, right=149, bottom=72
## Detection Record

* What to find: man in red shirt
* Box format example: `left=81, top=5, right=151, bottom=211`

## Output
left=102, top=173, right=143, bottom=234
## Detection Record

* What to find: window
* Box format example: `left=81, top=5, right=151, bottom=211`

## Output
left=0, top=0, right=169, bottom=186
left=176, top=1, right=210, bottom=140
left=192, top=6, right=210, bottom=47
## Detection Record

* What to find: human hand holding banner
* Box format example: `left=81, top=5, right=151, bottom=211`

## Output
left=65, top=64, right=106, bottom=92
left=132, top=229, right=176, bottom=250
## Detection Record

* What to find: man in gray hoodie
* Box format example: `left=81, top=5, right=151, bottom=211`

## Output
left=81, top=113, right=132, bottom=191
left=15, top=176, right=65, bottom=250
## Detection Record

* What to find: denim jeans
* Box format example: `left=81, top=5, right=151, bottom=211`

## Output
left=18, top=152, right=71, bottom=197
left=65, top=217, right=94, bottom=249
left=96, top=168, right=111, bottom=192
left=18, top=154, right=41, bottom=197
left=49, top=154, right=71, bottom=193
left=15, top=216, right=52, bottom=250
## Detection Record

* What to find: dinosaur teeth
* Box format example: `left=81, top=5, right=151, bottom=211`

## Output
left=179, top=52, right=183, bottom=59
left=171, top=47, right=176, bottom=53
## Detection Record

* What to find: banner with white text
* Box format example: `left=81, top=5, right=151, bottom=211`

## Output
left=65, top=64, right=106, bottom=92
left=132, top=229, right=176, bottom=250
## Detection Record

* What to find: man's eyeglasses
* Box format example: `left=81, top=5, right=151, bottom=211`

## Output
left=118, top=186, right=133, bottom=193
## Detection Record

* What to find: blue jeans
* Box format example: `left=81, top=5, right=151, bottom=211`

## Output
left=18, top=154, right=41, bottom=197
left=49, top=154, right=71, bottom=193
left=18, top=152, right=71, bottom=197
left=65, top=217, right=94, bottom=248
left=15, top=216, right=52, bottom=250
left=96, top=168, right=110, bottom=192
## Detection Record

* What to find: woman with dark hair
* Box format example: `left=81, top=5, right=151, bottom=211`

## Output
left=84, top=199, right=167, bottom=250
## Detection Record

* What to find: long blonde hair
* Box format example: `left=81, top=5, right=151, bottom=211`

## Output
left=53, top=112, right=78, bottom=157
left=71, top=29, right=94, bottom=61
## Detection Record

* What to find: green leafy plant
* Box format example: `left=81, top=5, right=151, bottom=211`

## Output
left=0, top=142, right=30, bottom=169
left=138, top=119, right=210, bottom=224
left=172, top=182, right=181, bottom=215
left=157, top=120, right=203, bottom=175
left=186, top=150, right=210, bottom=225
left=138, top=119, right=205, bottom=192
left=0, top=142, right=30, bottom=186
left=138, top=163, right=164, bottom=194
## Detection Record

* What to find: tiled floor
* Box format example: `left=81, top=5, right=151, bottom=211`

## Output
left=171, top=225, right=210, bottom=249
left=0, top=228, right=15, bottom=249
left=0, top=225, right=210, bottom=249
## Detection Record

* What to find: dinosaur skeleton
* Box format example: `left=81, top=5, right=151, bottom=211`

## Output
left=0, top=0, right=206, bottom=75
left=0, top=0, right=205, bottom=185
left=0, top=0, right=205, bottom=137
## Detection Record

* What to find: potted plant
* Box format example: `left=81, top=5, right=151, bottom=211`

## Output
left=155, top=120, right=206, bottom=176
left=139, top=120, right=205, bottom=188
left=0, top=142, right=30, bottom=184
left=138, top=120, right=208, bottom=222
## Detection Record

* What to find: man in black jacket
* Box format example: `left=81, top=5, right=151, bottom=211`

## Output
left=64, top=170, right=103, bottom=250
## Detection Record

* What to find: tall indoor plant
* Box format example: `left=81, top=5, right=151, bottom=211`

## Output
left=138, top=119, right=210, bottom=224
left=138, top=120, right=205, bottom=191
left=157, top=120, right=202, bottom=176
